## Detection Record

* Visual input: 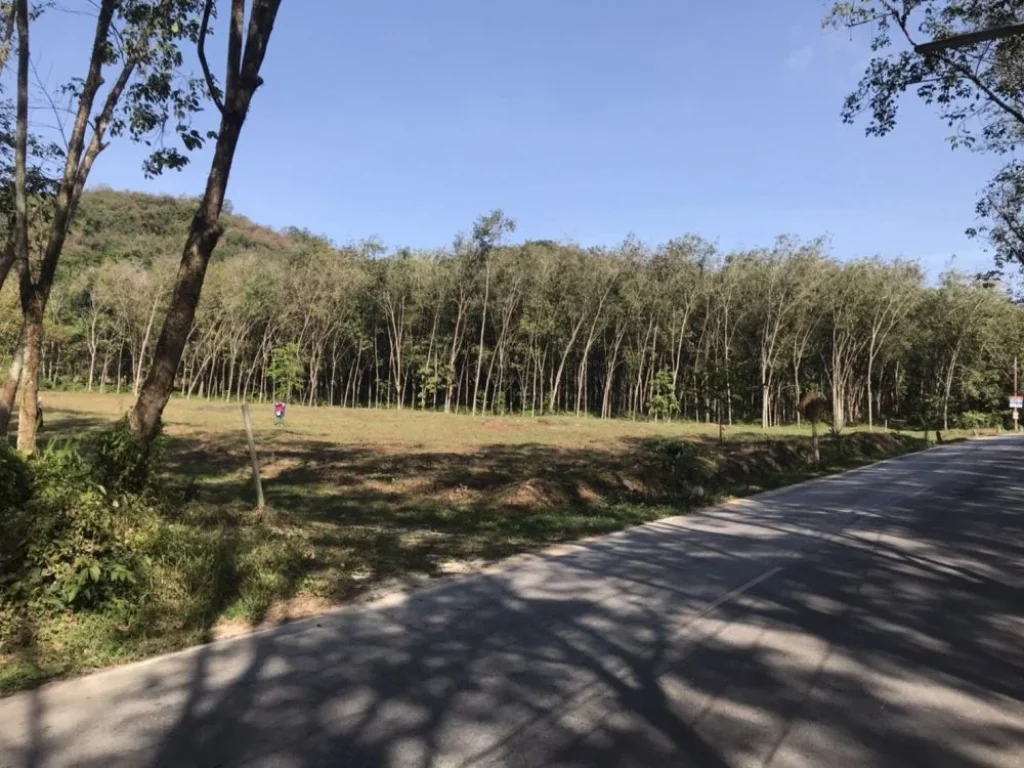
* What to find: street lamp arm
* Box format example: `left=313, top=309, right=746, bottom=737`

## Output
left=915, top=21, right=1024, bottom=55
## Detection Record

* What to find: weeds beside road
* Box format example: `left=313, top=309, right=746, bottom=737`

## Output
left=1, top=392, right=928, bottom=694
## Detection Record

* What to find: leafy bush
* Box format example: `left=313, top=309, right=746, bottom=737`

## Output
left=1, top=422, right=310, bottom=690
left=89, top=416, right=165, bottom=494
left=957, top=411, right=999, bottom=430
left=3, top=442, right=154, bottom=612
left=0, top=441, right=31, bottom=514
left=652, top=438, right=716, bottom=485
left=648, top=369, right=680, bottom=421
left=0, top=443, right=32, bottom=577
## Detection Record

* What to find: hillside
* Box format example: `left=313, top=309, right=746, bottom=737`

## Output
left=62, top=187, right=310, bottom=269
left=62, top=188, right=309, bottom=268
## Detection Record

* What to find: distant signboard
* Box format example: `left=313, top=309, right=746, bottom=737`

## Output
left=1010, top=395, right=1023, bottom=409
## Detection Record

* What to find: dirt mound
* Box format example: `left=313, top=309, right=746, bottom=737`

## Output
left=213, top=594, right=334, bottom=640
left=575, top=482, right=605, bottom=504
left=502, top=478, right=572, bottom=509
left=847, top=432, right=903, bottom=455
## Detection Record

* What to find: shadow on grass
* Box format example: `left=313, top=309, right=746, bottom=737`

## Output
left=2, top=406, right=926, bottom=697
left=160, top=429, right=925, bottom=603
left=4, top=408, right=111, bottom=448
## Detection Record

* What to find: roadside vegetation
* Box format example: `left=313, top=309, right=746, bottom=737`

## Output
left=1, top=394, right=931, bottom=694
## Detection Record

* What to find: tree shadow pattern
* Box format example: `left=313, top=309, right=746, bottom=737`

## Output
left=1, top=438, right=1022, bottom=767
left=160, top=427, right=917, bottom=597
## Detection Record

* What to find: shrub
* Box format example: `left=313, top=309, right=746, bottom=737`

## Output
left=651, top=438, right=716, bottom=484
left=957, top=411, right=998, bottom=430
left=88, top=417, right=165, bottom=494
left=1, top=422, right=309, bottom=684
left=3, top=442, right=156, bottom=613
left=1, top=421, right=167, bottom=619
left=0, top=441, right=31, bottom=515
left=648, top=370, right=680, bottom=421
left=0, top=443, right=32, bottom=577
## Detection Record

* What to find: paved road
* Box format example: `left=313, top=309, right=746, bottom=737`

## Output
left=2, top=439, right=1024, bottom=768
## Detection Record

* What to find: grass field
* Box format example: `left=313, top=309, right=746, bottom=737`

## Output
left=3, top=391, right=932, bottom=691
left=35, top=390, right=942, bottom=603
left=36, top=391, right=939, bottom=586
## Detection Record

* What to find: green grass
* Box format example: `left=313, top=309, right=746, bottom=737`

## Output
left=1, top=391, right=934, bottom=694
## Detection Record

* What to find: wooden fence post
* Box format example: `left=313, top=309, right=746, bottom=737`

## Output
left=241, top=404, right=265, bottom=508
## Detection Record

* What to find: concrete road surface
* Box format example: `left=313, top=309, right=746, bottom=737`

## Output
left=2, top=438, right=1024, bottom=767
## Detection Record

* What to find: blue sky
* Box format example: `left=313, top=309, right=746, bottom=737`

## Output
left=32, top=0, right=998, bottom=275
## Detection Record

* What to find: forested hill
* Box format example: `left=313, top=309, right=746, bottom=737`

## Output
left=63, top=187, right=312, bottom=269
left=3, top=188, right=1021, bottom=432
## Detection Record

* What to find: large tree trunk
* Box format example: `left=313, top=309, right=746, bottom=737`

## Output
left=132, top=0, right=282, bottom=443
left=131, top=169, right=234, bottom=436
left=9, top=0, right=30, bottom=449
left=15, top=298, right=43, bottom=452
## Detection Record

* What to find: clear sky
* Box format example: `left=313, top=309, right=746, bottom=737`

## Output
left=32, top=0, right=999, bottom=275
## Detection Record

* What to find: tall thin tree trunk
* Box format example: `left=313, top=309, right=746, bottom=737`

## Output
left=10, top=0, right=33, bottom=451
left=472, top=259, right=490, bottom=416
left=131, top=0, right=283, bottom=443
left=87, top=341, right=98, bottom=392
left=132, top=290, right=161, bottom=396
left=0, top=327, right=26, bottom=435
left=100, top=347, right=111, bottom=393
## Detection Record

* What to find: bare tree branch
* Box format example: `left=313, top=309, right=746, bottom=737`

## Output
left=198, top=0, right=224, bottom=115
left=68, top=57, right=137, bottom=226
left=30, top=56, right=69, bottom=152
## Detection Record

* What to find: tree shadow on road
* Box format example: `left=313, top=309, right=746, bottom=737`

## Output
left=7, top=440, right=1024, bottom=767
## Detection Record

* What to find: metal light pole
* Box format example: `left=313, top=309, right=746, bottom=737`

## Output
left=915, top=21, right=1024, bottom=55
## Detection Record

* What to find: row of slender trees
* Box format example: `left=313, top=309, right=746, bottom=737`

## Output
left=7, top=206, right=1023, bottom=432
left=3, top=0, right=1023, bottom=452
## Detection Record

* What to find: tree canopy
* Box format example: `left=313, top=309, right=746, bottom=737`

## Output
left=827, top=0, right=1024, bottom=267
left=5, top=188, right=1022, bottom=435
